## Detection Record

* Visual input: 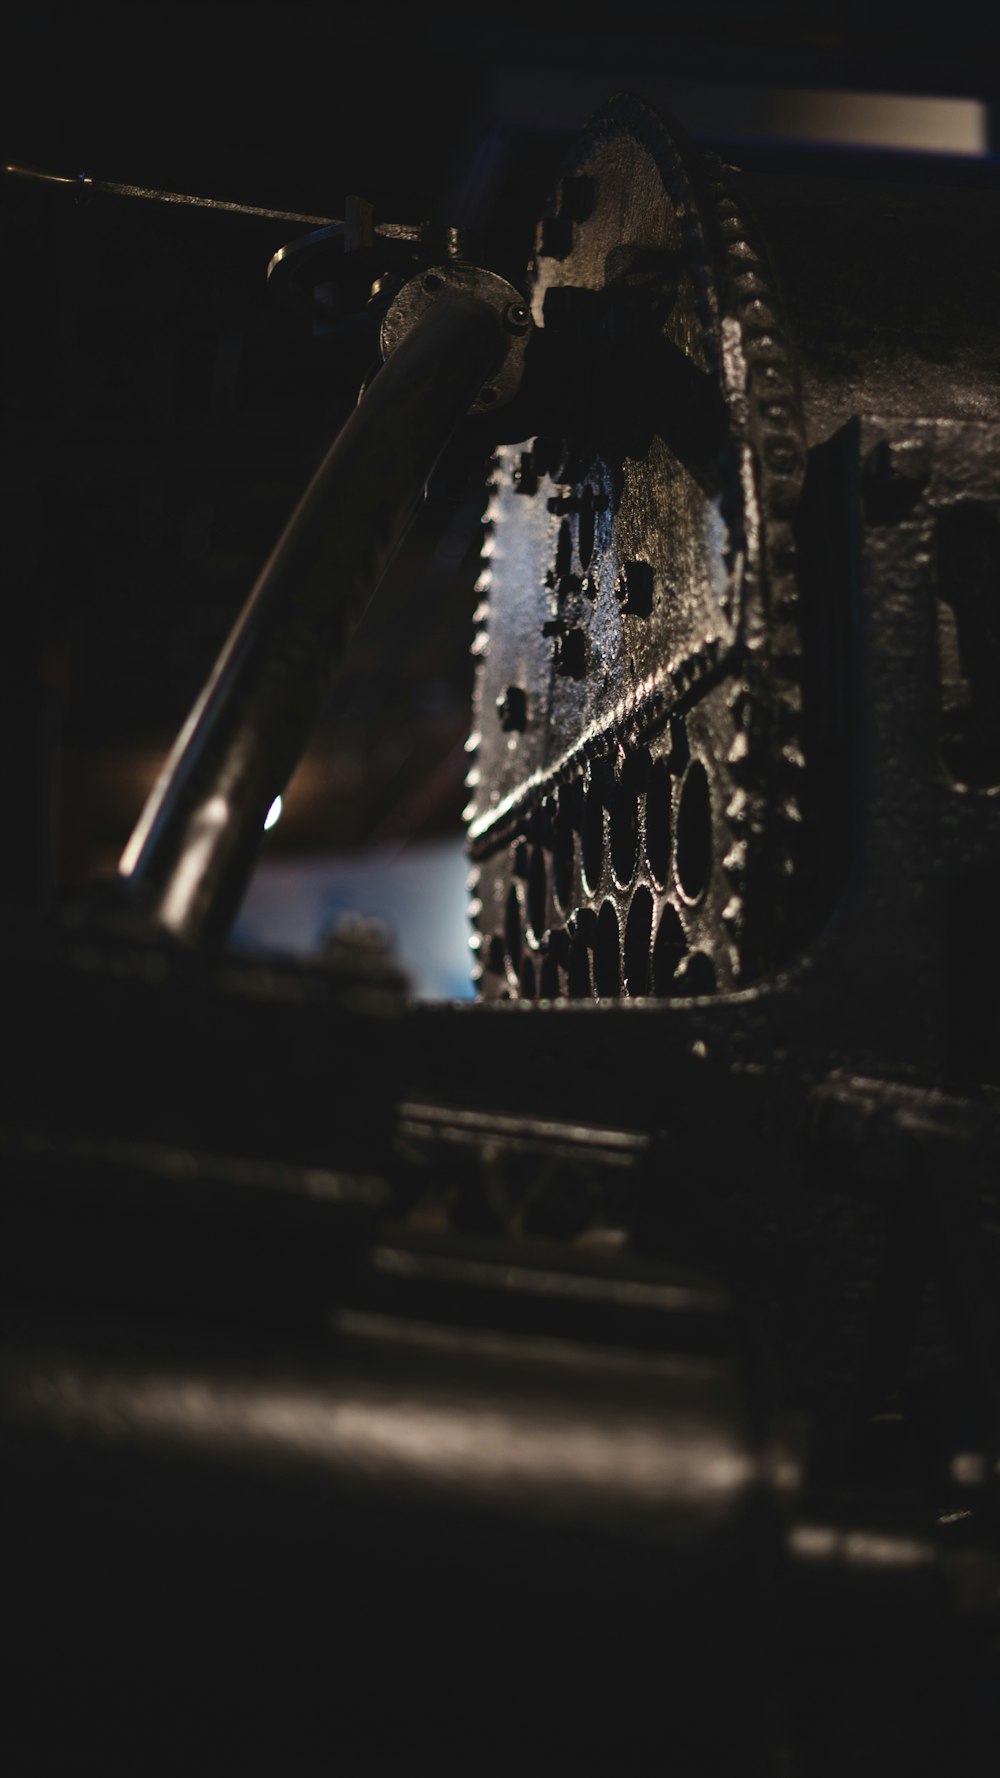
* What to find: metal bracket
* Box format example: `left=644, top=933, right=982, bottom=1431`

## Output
left=381, top=264, right=533, bottom=413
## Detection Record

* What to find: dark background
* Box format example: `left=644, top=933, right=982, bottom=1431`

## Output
left=3, top=2, right=1000, bottom=914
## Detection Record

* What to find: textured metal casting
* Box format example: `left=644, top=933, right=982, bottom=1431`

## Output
left=467, top=96, right=808, bottom=1002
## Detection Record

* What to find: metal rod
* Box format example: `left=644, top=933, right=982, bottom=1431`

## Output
left=5, top=163, right=424, bottom=244
left=4, top=161, right=335, bottom=227
left=119, top=293, right=504, bottom=943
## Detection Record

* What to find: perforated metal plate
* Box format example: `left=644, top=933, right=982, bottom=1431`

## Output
left=466, top=96, right=808, bottom=1000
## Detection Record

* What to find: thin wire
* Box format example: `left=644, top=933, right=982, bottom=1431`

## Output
left=4, top=162, right=337, bottom=227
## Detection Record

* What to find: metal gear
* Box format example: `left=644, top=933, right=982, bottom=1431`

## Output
left=466, top=94, right=809, bottom=1001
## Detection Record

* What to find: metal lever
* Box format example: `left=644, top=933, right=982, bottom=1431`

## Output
left=118, top=272, right=530, bottom=944
left=3, top=159, right=336, bottom=226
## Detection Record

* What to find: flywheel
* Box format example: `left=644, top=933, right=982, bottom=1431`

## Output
left=466, top=94, right=810, bottom=1000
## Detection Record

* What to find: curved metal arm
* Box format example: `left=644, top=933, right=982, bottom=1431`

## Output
left=119, top=292, right=505, bottom=944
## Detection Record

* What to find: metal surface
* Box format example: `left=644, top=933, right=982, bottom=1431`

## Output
left=412, top=410, right=1000, bottom=1484
left=119, top=290, right=507, bottom=941
left=6, top=77, right=1000, bottom=1777
left=468, top=96, right=808, bottom=1001
left=0, top=1255, right=779, bottom=1775
left=2, top=1264, right=763, bottom=1641
left=3, top=159, right=336, bottom=225
left=738, top=166, right=1000, bottom=444
left=381, top=262, right=532, bottom=414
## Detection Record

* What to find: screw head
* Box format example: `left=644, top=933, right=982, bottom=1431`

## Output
left=503, top=301, right=531, bottom=335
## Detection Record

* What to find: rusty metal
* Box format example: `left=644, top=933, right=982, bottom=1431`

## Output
left=468, top=96, right=808, bottom=1002
left=380, top=263, right=533, bottom=414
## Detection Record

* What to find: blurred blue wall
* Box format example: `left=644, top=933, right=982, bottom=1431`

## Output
left=232, top=836, right=475, bottom=1000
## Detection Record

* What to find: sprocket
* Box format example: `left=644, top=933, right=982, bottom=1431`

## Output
left=466, top=95, right=808, bottom=1000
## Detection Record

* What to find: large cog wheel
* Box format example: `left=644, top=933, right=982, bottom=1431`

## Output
left=467, top=95, right=808, bottom=1001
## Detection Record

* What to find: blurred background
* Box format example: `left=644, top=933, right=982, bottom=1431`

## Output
left=3, top=1, right=998, bottom=993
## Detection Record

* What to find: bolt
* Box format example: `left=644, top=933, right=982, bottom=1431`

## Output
left=503, top=302, right=531, bottom=335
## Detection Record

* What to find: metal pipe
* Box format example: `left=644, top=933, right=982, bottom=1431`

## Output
left=119, top=292, right=505, bottom=943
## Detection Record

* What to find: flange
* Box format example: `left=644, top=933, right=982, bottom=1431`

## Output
left=380, top=263, right=533, bottom=414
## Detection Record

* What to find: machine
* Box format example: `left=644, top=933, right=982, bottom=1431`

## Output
left=3, top=82, right=999, bottom=1774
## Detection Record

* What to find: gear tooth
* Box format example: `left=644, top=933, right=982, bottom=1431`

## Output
left=734, top=268, right=769, bottom=298
left=776, top=683, right=803, bottom=715
left=469, top=123, right=810, bottom=998
left=474, top=568, right=492, bottom=595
